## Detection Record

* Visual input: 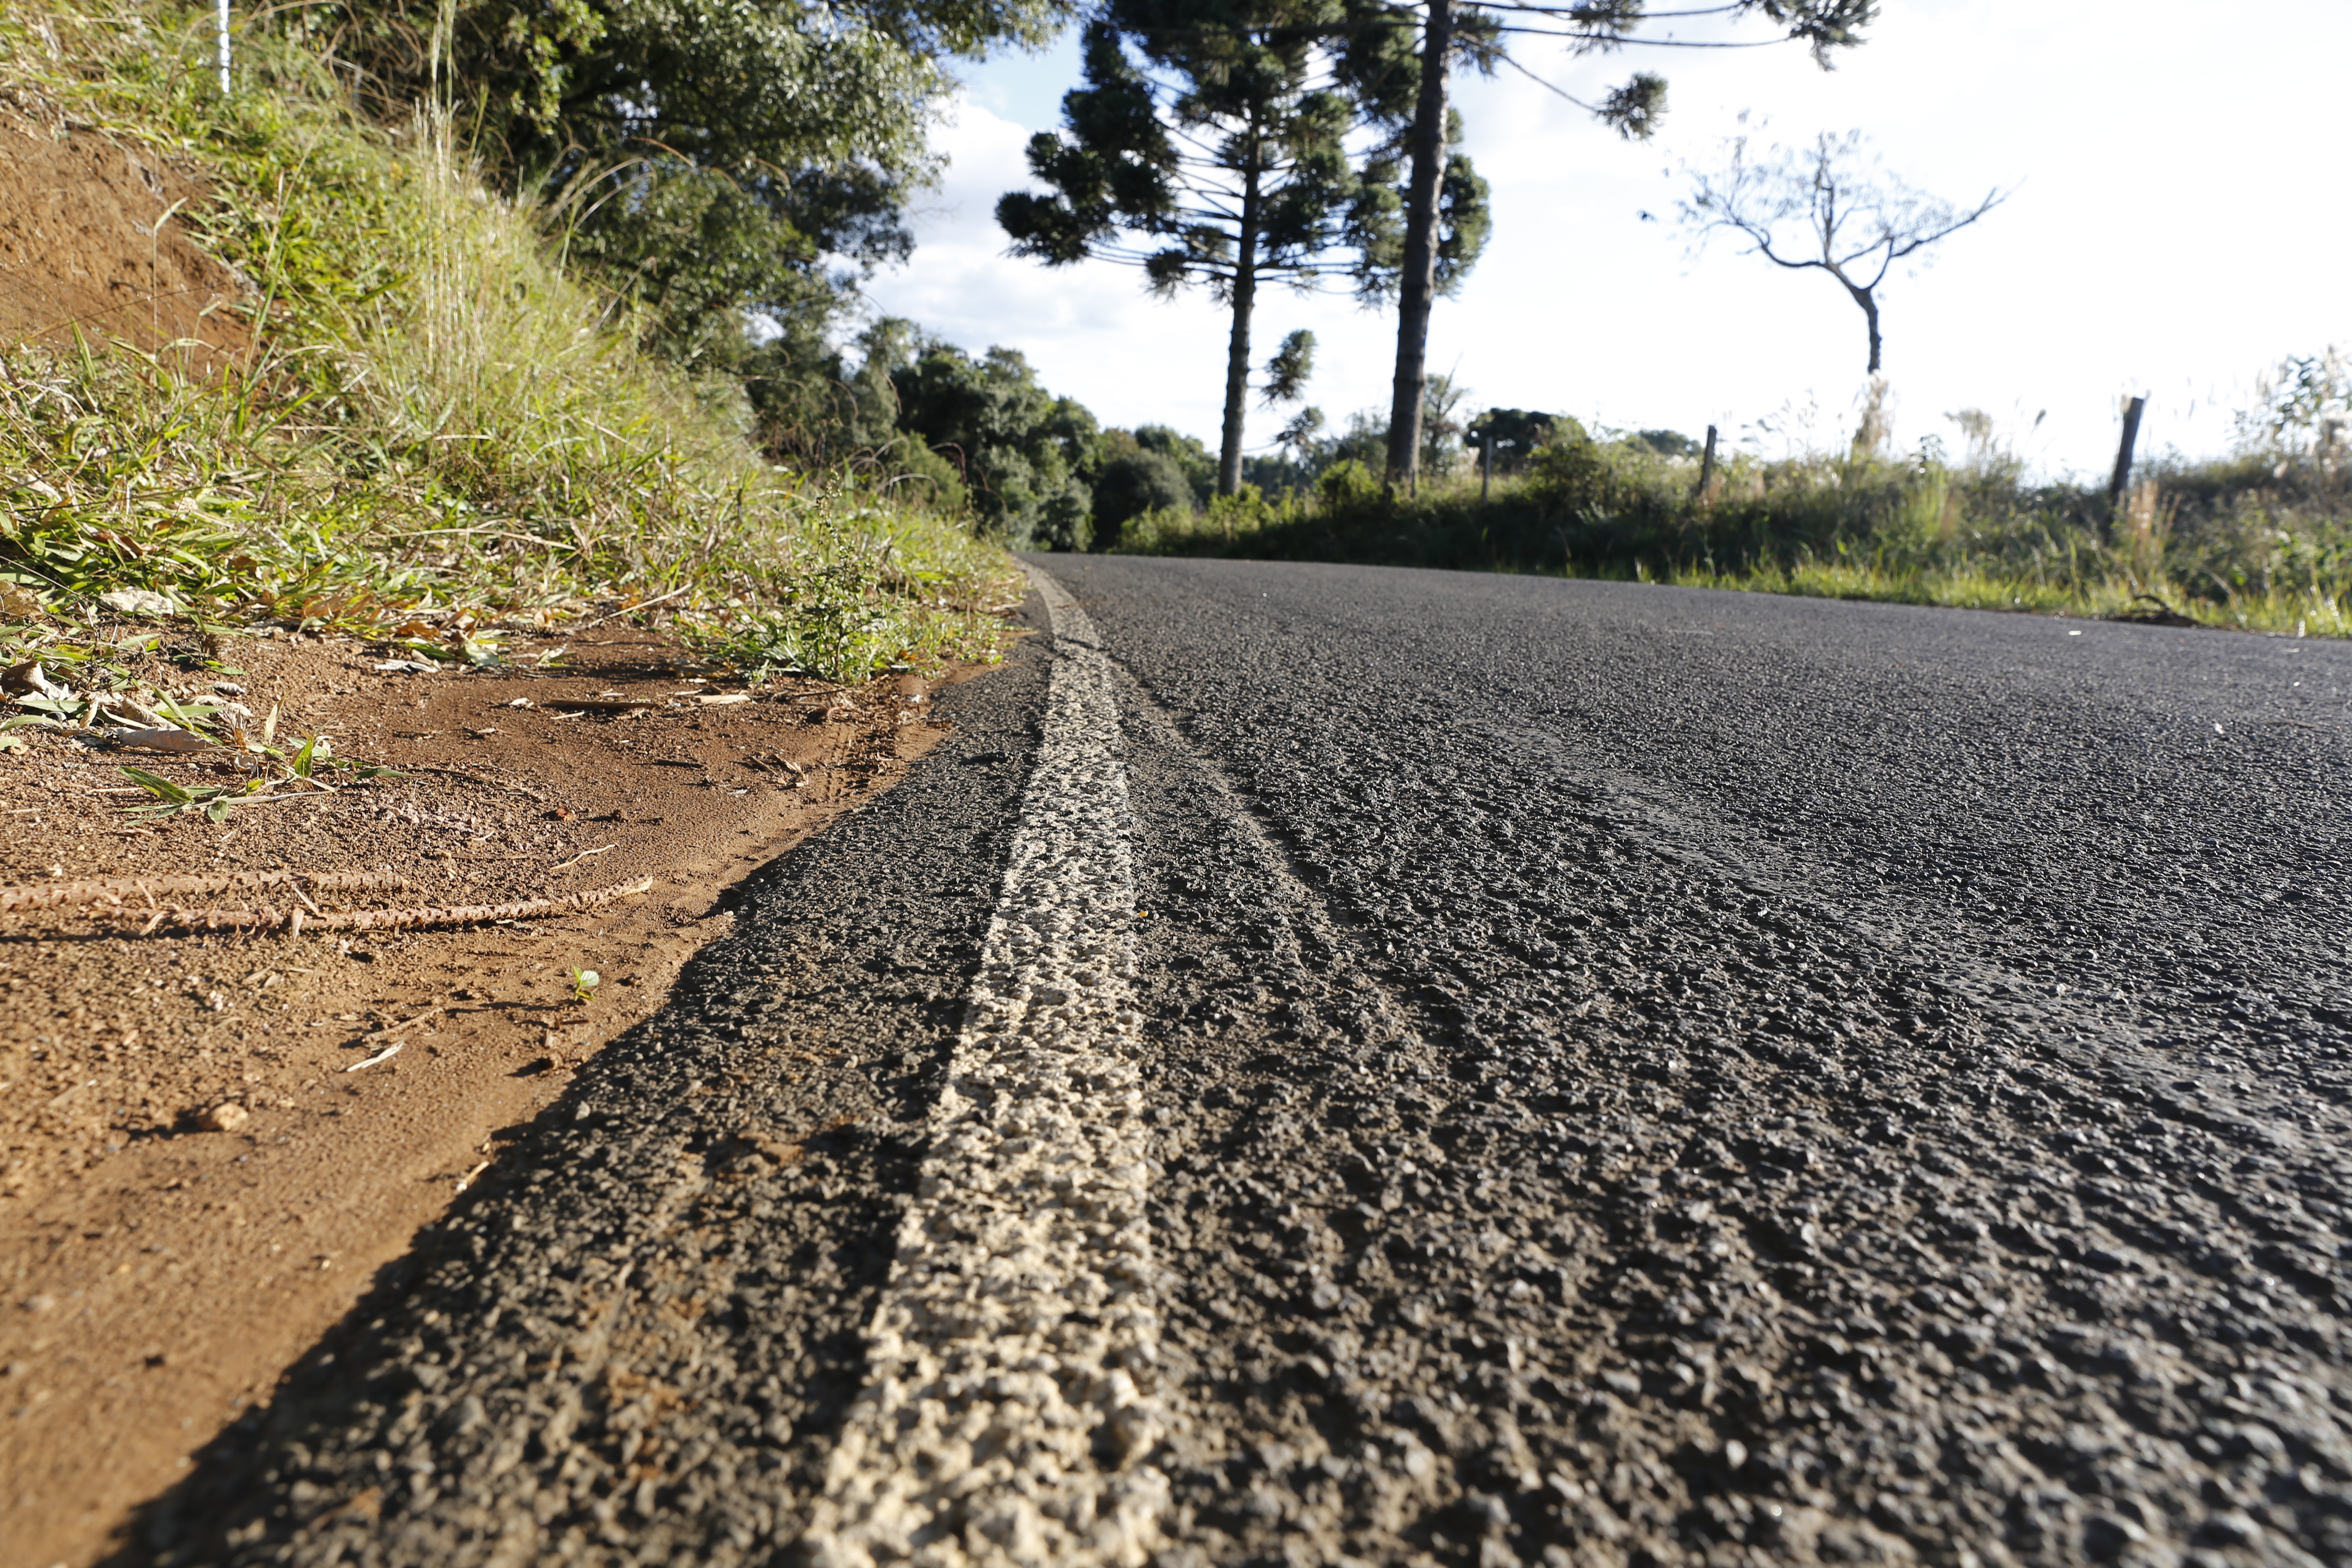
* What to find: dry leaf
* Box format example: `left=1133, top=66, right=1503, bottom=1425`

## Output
left=109, top=728, right=214, bottom=753
left=99, top=588, right=178, bottom=617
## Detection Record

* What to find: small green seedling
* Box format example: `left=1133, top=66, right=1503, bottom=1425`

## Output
left=289, top=732, right=329, bottom=778
left=567, top=968, right=600, bottom=1004
left=120, top=766, right=273, bottom=823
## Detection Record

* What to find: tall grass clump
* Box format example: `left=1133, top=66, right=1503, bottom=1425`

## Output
left=0, top=2, right=1016, bottom=681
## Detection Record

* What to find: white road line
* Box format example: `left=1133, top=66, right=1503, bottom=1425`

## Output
left=804, top=565, right=1166, bottom=1568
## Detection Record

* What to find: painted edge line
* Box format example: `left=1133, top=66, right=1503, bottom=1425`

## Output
left=803, top=564, right=1167, bottom=1568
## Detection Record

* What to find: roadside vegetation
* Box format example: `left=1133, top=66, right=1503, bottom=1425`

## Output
left=1112, top=385, right=2352, bottom=636
left=4, top=0, right=2343, bottom=688
left=0, top=3, right=1019, bottom=700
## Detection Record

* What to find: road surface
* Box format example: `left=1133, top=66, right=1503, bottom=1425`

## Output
left=141, top=557, right=2352, bottom=1568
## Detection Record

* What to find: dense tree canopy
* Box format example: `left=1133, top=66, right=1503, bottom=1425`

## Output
left=1130, top=426, right=1220, bottom=496
left=1466, top=408, right=1556, bottom=472
left=1090, top=444, right=1198, bottom=546
left=886, top=340, right=1102, bottom=549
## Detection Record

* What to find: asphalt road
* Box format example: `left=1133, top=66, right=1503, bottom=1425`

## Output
left=135, top=557, right=2352, bottom=1568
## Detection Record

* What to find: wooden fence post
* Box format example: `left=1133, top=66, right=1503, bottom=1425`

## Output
left=2106, top=395, right=2147, bottom=540
left=1694, top=424, right=1719, bottom=504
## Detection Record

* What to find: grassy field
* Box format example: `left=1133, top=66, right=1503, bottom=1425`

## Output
left=0, top=3, right=1016, bottom=695
left=1120, top=428, right=2352, bottom=637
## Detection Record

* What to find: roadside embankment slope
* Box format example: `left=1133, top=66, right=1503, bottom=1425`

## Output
left=0, top=9, right=1016, bottom=1562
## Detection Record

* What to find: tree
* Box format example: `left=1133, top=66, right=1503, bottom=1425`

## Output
left=1681, top=128, right=2008, bottom=375
left=997, top=4, right=1476, bottom=493
left=1326, top=409, right=1392, bottom=474
left=739, top=317, right=971, bottom=504
left=887, top=340, right=1103, bottom=549
left=1465, top=408, right=1555, bottom=472
left=1134, top=425, right=1221, bottom=499
left=323, top=0, right=1073, bottom=364
left=1632, top=428, right=1700, bottom=458
left=1090, top=438, right=1198, bottom=547
left=1376, top=0, right=1877, bottom=488
left=1419, top=370, right=1469, bottom=475
left=1275, top=405, right=1328, bottom=460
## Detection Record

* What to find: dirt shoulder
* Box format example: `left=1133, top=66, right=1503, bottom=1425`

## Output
left=0, top=623, right=991, bottom=1568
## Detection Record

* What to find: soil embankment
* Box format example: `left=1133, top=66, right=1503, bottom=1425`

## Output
left=0, top=106, right=251, bottom=372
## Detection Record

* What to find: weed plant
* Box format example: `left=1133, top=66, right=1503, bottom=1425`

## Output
left=1120, top=429, right=2352, bottom=637
left=0, top=3, right=1017, bottom=686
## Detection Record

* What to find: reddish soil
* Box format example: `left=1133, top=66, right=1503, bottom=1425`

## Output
left=0, top=104, right=251, bottom=372
left=0, top=625, right=987, bottom=1568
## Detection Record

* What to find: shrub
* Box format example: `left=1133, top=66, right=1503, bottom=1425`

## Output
left=1091, top=450, right=1196, bottom=550
left=1317, top=458, right=1383, bottom=512
left=1525, top=418, right=1612, bottom=515
left=1205, top=485, right=1280, bottom=540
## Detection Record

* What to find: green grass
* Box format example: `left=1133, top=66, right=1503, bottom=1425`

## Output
left=1650, top=558, right=2352, bottom=637
left=1115, top=439, right=2352, bottom=637
left=0, top=2, right=1017, bottom=697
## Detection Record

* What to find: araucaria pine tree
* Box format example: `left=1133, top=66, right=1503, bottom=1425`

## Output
left=999, top=1, right=1485, bottom=494
left=1368, top=0, right=1876, bottom=488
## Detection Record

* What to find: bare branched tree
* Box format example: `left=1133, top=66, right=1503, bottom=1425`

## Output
left=1683, top=128, right=2008, bottom=374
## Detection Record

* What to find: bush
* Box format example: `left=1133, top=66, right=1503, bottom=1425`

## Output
left=1206, top=485, right=1280, bottom=539
left=1032, top=482, right=1095, bottom=554
left=1317, top=458, right=1383, bottom=512
left=1524, top=417, right=1611, bottom=514
left=1091, top=450, right=1196, bottom=550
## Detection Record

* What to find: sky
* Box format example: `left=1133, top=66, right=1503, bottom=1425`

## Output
left=863, top=0, right=2352, bottom=479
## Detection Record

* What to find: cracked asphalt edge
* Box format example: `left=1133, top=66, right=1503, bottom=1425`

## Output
left=118, top=616, right=1063, bottom=1568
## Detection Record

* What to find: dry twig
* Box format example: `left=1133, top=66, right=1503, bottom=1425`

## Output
left=122, top=877, right=655, bottom=936
left=2, top=870, right=414, bottom=913
left=358, top=1006, right=444, bottom=1041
